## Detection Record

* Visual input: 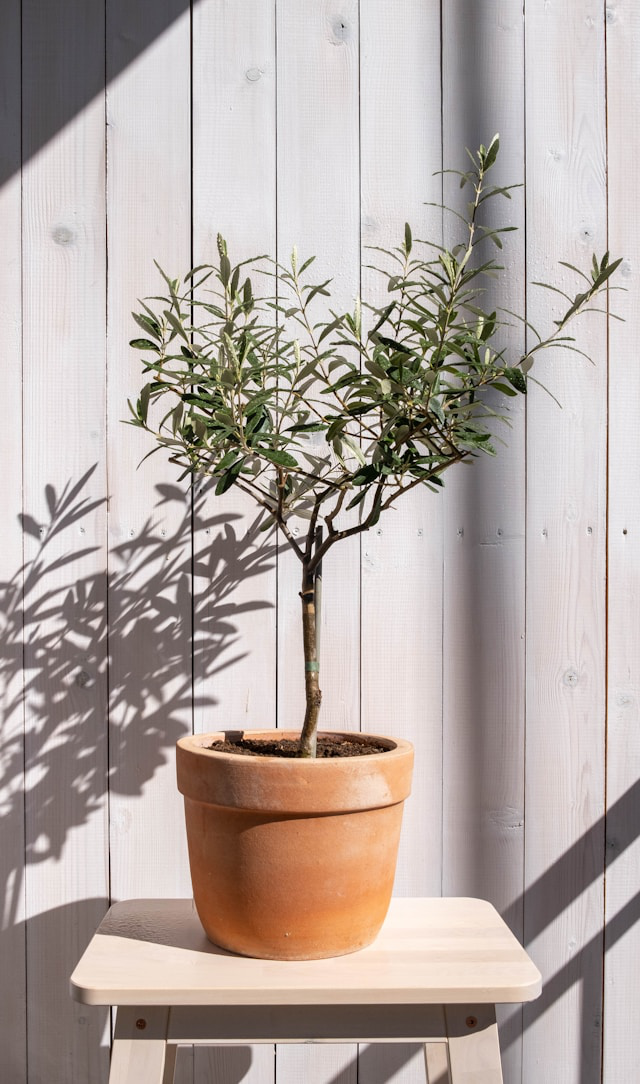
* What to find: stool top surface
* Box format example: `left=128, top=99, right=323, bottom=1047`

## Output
left=70, top=897, right=541, bottom=1007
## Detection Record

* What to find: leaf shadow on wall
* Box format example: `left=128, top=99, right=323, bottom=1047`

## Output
left=0, top=466, right=275, bottom=1082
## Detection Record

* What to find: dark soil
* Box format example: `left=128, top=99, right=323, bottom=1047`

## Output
left=206, top=735, right=388, bottom=758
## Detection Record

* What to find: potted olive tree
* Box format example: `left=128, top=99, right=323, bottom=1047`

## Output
left=128, top=139, right=618, bottom=959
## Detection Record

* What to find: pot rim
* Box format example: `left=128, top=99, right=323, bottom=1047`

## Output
left=176, top=729, right=414, bottom=812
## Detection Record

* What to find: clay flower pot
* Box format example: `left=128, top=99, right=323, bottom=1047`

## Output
left=176, top=730, right=414, bottom=960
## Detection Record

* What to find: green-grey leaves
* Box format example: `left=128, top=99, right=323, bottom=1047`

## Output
left=127, top=139, right=618, bottom=545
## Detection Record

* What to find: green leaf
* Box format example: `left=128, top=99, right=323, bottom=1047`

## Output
left=369, top=303, right=395, bottom=336
left=503, top=367, right=527, bottom=394
left=164, top=308, right=189, bottom=342
left=404, top=222, right=412, bottom=255
left=593, top=255, right=623, bottom=287
left=346, top=489, right=368, bottom=511
left=351, top=464, right=379, bottom=486
left=215, top=461, right=243, bottom=495
left=377, top=334, right=413, bottom=356
left=318, top=316, right=343, bottom=344
left=260, top=448, right=300, bottom=469
left=243, top=277, right=253, bottom=309
left=288, top=421, right=326, bottom=433
left=132, top=312, right=161, bottom=341
left=342, top=434, right=366, bottom=466
left=489, top=381, right=518, bottom=397
left=216, top=450, right=241, bottom=472
left=130, top=338, right=159, bottom=351
left=365, top=359, right=388, bottom=380
left=430, top=398, right=445, bottom=425
left=171, top=401, right=184, bottom=435
left=184, top=264, right=212, bottom=282
left=305, top=282, right=331, bottom=303
left=138, top=383, right=152, bottom=424
left=483, top=134, right=500, bottom=171
left=220, top=254, right=231, bottom=287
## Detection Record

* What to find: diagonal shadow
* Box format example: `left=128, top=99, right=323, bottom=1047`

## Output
left=1, top=0, right=201, bottom=191
left=503, top=781, right=640, bottom=941
left=323, top=777, right=640, bottom=1084
left=500, top=887, right=640, bottom=1057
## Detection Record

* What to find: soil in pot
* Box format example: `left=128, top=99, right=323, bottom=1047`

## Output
left=206, top=734, right=388, bottom=758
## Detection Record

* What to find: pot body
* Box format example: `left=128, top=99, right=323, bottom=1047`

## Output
left=176, top=730, right=414, bottom=960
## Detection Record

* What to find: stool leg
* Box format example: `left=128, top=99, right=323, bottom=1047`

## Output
left=424, top=1041, right=452, bottom=1083
left=109, top=1007, right=171, bottom=1084
left=445, top=1006, right=504, bottom=1084
left=161, top=1042, right=178, bottom=1084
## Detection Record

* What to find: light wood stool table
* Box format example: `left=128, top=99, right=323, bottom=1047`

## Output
left=71, top=897, right=541, bottom=1084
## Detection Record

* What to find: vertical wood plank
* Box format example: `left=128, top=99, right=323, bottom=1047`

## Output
left=275, top=0, right=361, bottom=739
left=191, top=0, right=278, bottom=741
left=275, top=3, right=360, bottom=1083
left=603, top=1, right=640, bottom=1080
left=359, top=0, right=443, bottom=898
left=0, top=1, right=26, bottom=1079
left=106, top=5, right=193, bottom=1083
left=359, top=2, right=442, bottom=1082
left=524, top=3, right=607, bottom=1081
left=441, top=5, right=526, bottom=1079
left=106, top=0, right=192, bottom=897
left=191, top=2, right=277, bottom=1082
left=4, top=5, right=630, bottom=1084
left=22, top=1, right=110, bottom=1081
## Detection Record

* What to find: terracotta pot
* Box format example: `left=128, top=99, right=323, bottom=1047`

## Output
left=176, top=729, right=413, bottom=960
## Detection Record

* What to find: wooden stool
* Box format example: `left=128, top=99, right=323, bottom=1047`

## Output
left=70, top=897, right=541, bottom=1084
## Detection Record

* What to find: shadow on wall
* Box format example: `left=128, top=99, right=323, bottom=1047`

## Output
left=2, top=471, right=639, bottom=1082
left=4, top=0, right=200, bottom=190
left=0, top=467, right=275, bottom=1082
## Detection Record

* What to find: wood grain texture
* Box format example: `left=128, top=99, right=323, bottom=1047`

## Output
left=446, top=1006, right=504, bottom=1084
left=106, top=0, right=192, bottom=904
left=523, top=3, right=608, bottom=1082
left=603, top=2, right=640, bottom=1080
left=0, top=2, right=26, bottom=1080
left=359, top=0, right=443, bottom=907
left=191, top=2, right=277, bottom=1081
left=275, top=0, right=361, bottom=746
left=441, top=0, right=526, bottom=899
left=424, top=1041, right=452, bottom=1084
left=441, top=9, right=527, bottom=1082
left=71, top=897, right=541, bottom=1006
left=3, top=2, right=637, bottom=1082
left=105, top=7, right=193, bottom=1081
left=21, top=1, right=110, bottom=1080
left=191, top=0, right=277, bottom=740
left=358, top=0, right=446, bottom=1072
left=275, top=11, right=360, bottom=1082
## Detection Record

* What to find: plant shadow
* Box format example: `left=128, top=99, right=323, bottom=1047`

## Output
left=0, top=467, right=276, bottom=1082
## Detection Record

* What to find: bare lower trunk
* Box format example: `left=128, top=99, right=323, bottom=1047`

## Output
left=298, top=565, right=321, bottom=757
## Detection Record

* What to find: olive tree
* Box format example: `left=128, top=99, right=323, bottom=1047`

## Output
left=128, top=138, right=619, bottom=756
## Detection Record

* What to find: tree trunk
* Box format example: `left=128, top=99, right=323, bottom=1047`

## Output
left=298, top=565, right=321, bottom=757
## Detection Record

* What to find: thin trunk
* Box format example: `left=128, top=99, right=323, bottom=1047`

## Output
left=298, top=564, right=321, bottom=757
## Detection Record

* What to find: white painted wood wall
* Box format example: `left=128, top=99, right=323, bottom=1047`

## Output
left=0, top=2, right=637, bottom=1082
